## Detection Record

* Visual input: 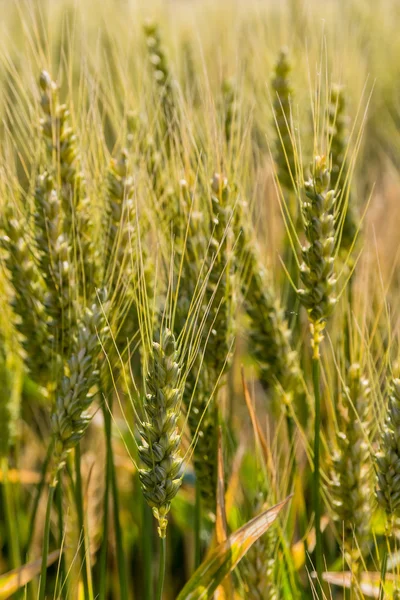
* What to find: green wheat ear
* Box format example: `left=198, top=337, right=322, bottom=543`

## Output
left=241, top=526, right=278, bottom=600
left=0, top=335, right=12, bottom=458
left=222, top=78, right=238, bottom=149
left=103, top=148, right=135, bottom=292
left=376, top=378, right=400, bottom=518
left=138, top=328, right=183, bottom=538
left=236, top=197, right=302, bottom=401
left=0, top=208, right=51, bottom=381
left=39, top=70, right=97, bottom=295
left=331, top=364, right=372, bottom=563
left=189, top=173, right=236, bottom=513
left=34, top=171, right=76, bottom=352
left=143, top=21, right=177, bottom=136
left=298, top=155, right=337, bottom=351
left=50, top=294, right=109, bottom=483
left=327, top=84, right=358, bottom=253
left=272, top=48, right=296, bottom=192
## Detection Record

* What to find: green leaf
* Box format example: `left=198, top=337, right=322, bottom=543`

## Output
left=0, top=550, right=60, bottom=599
left=177, top=496, right=292, bottom=600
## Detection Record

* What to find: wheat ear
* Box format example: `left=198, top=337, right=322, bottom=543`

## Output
left=138, top=328, right=183, bottom=538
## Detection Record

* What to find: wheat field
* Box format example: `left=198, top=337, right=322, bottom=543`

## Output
left=1, top=0, right=400, bottom=598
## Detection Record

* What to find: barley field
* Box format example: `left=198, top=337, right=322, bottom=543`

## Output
left=1, top=0, right=400, bottom=598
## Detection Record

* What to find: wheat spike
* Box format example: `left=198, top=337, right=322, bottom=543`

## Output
left=138, top=328, right=183, bottom=537
left=330, top=364, right=372, bottom=562
left=376, top=378, right=400, bottom=518
left=272, top=48, right=295, bottom=192
left=50, top=295, right=108, bottom=482
left=39, top=70, right=97, bottom=294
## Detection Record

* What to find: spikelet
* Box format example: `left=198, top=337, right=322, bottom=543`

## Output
left=39, top=70, right=96, bottom=294
left=240, top=489, right=278, bottom=599
left=297, top=156, right=337, bottom=350
left=222, top=78, right=238, bottom=149
left=0, top=335, right=12, bottom=458
left=170, top=181, right=217, bottom=511
left=138, top=329, right=183, bottom=537
left=103, top=149, right=135, bottom=293
left=241, top=529, right=278, bottom=600
left=330, top=364, right=371, bottom=561
left=142, top=131, right=167, bottom=200
left=143, top=22, right=177, bottom=134
left=328, top=85, right=349, bottom=190
left=174, top=179, right=206, bottom=333
left=0, top=209, right=51, bottom=380
left=187, top=366, right=219, bottom=513
left=187, top=174, right=236, bottom=513
left=376, top=378, right=400, bottom=518
left=33, top=172, right=76, bottom=351
left=50, top=295, right=108, bottom=483
left=103, top=147, right=143, bottom=360
left=327, top=84, right=357, bottom=253
left=205, top=173, right=235, bottom=374
left=237, top=200, right=302, bottom=400
left=272, top=49, right=295, bottom=192
left=181, top=35, right=200, bottom=105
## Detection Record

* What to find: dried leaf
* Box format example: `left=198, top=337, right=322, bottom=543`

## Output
left=215, top=428, right=233, bottom=599
left=0, top=550, right=60, bottom=599
left=313, top=571, right=400, bottom=598
left=215, top=428, right=228, bottom=545
left=241, top=367, right=276, bottom=483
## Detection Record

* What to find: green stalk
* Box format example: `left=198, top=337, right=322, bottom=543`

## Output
left=25, top=441, right=52, bottom=557
left=38, top=483, right=56, bottom=600
left=379, top=546, right=387, bottom=600
left=284, top=405, right=297, bottom=491
left=143, top=492, right=153, bottom=600
left=344, top=279, right=353, bottom=366
left=312, top=344, right=323, bottom=596
left=1, top=457, right=22, bottom=600
left=98, top=402, right=112, bottom=600
left=110, top=434, right=129, bottom=599
left=74, top=445, right=93, bottom=600
left=55, top=479, right=67, bottom=599
left=194, top=479, right=201, bottom=569
left=97, top=373, right=128, bottom=599
left=156, top=536, right=166, bottom=600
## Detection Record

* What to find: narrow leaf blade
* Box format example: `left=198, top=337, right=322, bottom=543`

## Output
left=0, top=550, right=60, bottom=599
left=177, top=496, right=291, bottom=600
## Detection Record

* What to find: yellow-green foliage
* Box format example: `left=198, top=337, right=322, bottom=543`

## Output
left=1, top=1, right=400, bottom=600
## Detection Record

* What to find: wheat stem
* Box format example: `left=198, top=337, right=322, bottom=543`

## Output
left=312, top=343, right=323, bottom=593
left=143, top=497, right=153, bottom=600
left=25, top=441, right=53, bottom=557
left=110, top=436, right=129, bottom=599
left=55, top=479, right=67, bottom=599
left=38, top=483, right=56, bottom=600
left=74, top=444, right=93, bottom=600
left=1, top=458, right=21, bottom=599
left=98, top=403, right=111, bottom=600
left=156, top=536, right=167, bottom=600
left=194, top=480, right=202, bottom=569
